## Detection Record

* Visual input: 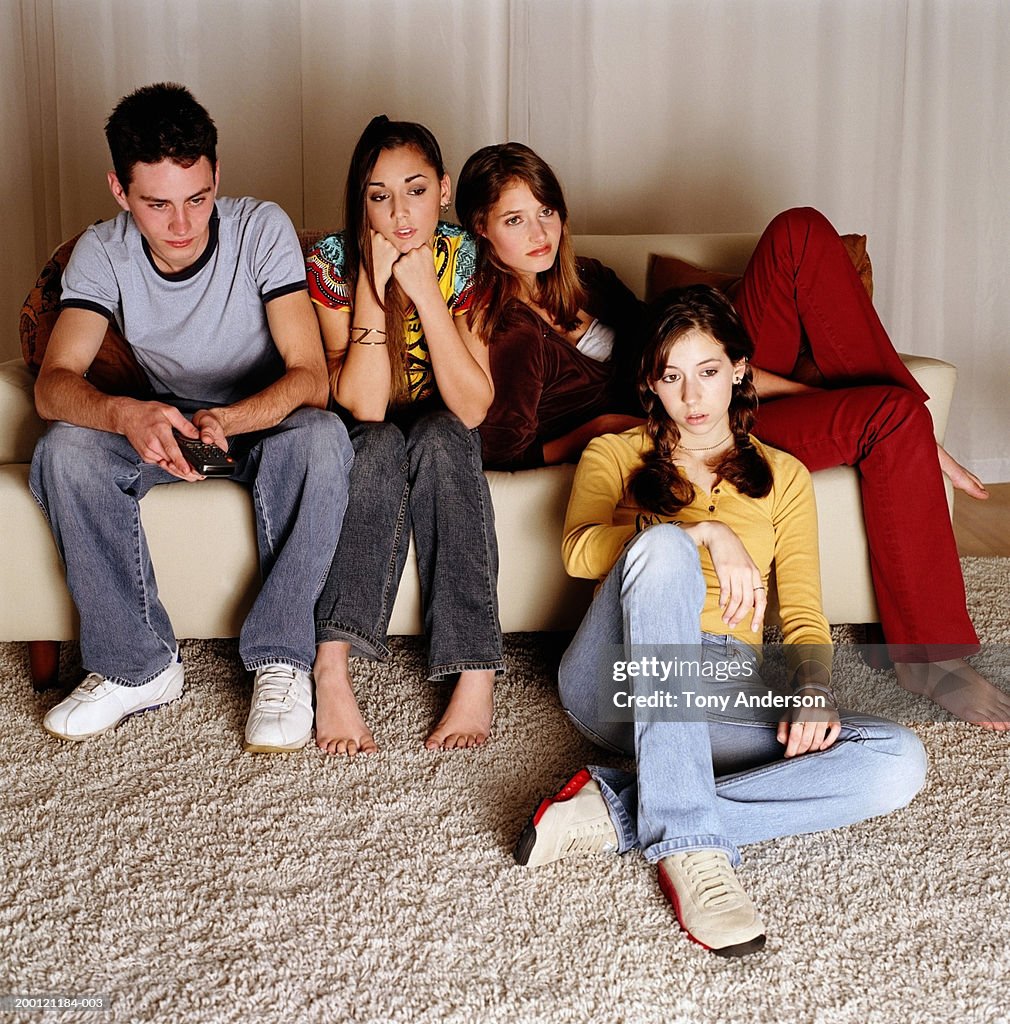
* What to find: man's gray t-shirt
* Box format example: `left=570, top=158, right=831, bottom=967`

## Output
left=60, top=196, right=307, bottom=406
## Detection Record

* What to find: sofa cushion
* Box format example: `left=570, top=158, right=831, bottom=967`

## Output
left=646, top=233, right=874, bottom=303
left=20, top=230, right=151, bottom=397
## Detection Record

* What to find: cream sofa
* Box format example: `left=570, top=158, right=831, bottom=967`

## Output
left=0, top=232, right=956, bottom=685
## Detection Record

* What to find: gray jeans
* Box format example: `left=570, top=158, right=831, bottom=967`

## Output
left=315, top=409, right=503, bottom=681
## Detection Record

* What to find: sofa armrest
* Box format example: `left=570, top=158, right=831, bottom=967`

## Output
left=0, top=360, right=45, bottom=464
left=899, top=352, right=956, bottom=443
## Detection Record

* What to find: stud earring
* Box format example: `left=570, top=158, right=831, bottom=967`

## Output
left=440, top=201, right=449, bottom=212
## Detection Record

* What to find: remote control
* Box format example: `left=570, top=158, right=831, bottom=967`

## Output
left=172, top=430, right=236, bottom=476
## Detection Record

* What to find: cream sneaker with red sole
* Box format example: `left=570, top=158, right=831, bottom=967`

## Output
left=514, top=768, right=619, bottom=866
left=658, top=849, right=766, bottom=957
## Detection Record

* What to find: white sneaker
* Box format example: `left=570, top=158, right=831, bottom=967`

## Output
left=658, top=849, right=766, bottom=957
left=43, top=653, right=184, bottom=741
left=244, top=664, right=313, bottom=753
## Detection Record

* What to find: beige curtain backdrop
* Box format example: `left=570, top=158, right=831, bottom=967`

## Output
left=4, top=0, right=1008, bottom=479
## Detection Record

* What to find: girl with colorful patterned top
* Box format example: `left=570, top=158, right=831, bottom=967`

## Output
left=307, top=116, right=500, bottom=754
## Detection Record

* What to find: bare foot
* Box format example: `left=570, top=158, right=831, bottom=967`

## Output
left=896, top=659, right=1010, bottom=731
left=937, top=444, right=989, bottom=500
left=313, top=641, right=377, bottom=756
left=425, top=670, right=494, bottom=750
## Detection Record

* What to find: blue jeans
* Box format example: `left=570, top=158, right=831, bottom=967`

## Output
left=558, top=524, right=928, bottom=865
left=29, top=407, right=353, bottom=684
left=315, top=409, right=503, bottom=681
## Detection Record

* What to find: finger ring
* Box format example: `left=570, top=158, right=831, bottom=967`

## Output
left=753, top=586, right=766, bottom=592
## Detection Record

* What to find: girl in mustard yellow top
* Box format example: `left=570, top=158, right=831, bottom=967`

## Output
left=514, top=286, right=926, bottom=957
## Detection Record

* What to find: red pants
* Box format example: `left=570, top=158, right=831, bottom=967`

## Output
left=734, top=207, right=977, bottom=660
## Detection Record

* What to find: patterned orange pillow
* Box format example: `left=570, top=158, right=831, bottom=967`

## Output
left=20, top=229, right=150, bottom=397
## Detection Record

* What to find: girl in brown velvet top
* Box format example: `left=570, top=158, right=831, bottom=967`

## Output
left=455, top=143, right=646, bottom=469
left=459, top=142, right=1008, bottom=728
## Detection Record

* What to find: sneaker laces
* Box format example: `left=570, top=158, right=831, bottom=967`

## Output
left=252, top=667, right=299, bottom=710
left=562, top=823, right=617, bottom=856
left=678, top=850, right=749, bottom=910
left=77, top=673, right=114, bottom=696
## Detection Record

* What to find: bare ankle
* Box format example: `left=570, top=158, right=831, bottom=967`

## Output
left=314, top=641, right=352, bottom=685
left=895, top=658, right=1010, bottom=730
left=425, top=670, right=495, bottom=750
left=894, top=661, right=932, bottom=695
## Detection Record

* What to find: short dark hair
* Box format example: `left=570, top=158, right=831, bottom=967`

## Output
left=105, top=83, right=217, bottom=190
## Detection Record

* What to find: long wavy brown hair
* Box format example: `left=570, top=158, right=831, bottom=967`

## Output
left=630, top=285, right=772, bottom=516
left=455, top=142, right=584, bottom=341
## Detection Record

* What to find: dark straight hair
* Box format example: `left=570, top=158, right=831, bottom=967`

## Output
left=344, top=115, right=446, bottom=406
left=105, top=82, right=217, bottom=190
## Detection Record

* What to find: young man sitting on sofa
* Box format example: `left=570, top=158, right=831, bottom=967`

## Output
left=29, top=82, right=353, bottom=752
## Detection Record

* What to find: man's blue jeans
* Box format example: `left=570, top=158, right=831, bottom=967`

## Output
left=29, top=407, right=353, bottom=685
left=558, top=524, right=928, bottom=865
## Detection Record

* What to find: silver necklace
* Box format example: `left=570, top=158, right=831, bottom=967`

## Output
left=676, top=432, right=732, bottom=453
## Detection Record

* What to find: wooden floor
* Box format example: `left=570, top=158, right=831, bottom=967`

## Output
left=953, top=482, right=1010, bottom=557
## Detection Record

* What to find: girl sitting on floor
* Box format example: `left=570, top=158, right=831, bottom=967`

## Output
left=515, top=285, right=927, bottom=956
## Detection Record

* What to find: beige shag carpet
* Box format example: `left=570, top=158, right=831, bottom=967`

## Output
left=2, top=558, right=1009, bottom=1024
